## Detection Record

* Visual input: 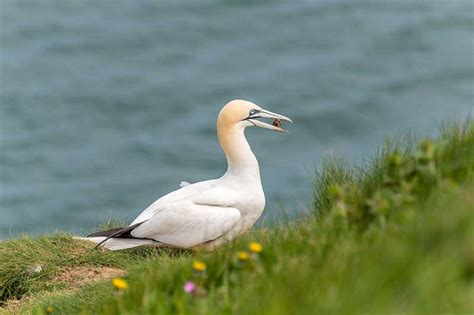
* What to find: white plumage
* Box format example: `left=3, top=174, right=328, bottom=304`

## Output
left=81, top=100, right=292, bottom=250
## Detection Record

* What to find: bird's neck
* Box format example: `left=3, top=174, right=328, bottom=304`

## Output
left=218, top=125, right=260, bottom=177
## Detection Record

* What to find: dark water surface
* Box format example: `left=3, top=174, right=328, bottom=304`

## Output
left=1, top=0, right=473, bottom=238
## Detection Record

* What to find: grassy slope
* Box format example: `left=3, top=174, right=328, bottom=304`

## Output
left=1, top=122, right=473, bottom=315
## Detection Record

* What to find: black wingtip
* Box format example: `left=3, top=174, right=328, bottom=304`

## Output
left=87, top=226, right=125, bottom=238
left=87, top=222, right=146, bottom=249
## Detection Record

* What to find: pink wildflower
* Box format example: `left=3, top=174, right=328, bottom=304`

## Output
left=183, top=281, right=196, bottom=294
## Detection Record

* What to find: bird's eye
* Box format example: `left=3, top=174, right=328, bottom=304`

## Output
left=249, top=109, right=257, bottom=116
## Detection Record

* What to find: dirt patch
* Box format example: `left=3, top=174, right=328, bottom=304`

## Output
left=53, top=266, right=125, bottom=289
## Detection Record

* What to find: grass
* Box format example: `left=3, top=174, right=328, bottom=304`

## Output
left=0, top=122, right=473, bottom=315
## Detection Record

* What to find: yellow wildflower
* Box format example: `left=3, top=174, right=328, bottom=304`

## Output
left=249, top=242, right=263, bottom=253
left=193, top=260, right=207, bottom=272
left=238, top=251, right=250, bottom=261
left=46, top=306, right=54, bottom=313
left=112, top=278, right=128, bottom=290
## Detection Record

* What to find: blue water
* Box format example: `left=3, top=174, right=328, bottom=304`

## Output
left=1, top=0, right=473, bottom=238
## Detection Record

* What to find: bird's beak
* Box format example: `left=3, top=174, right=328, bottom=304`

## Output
left=245, top=109, right=293, bottom=132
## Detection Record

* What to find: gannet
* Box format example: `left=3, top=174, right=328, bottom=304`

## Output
left=83, top=100, right=292, bottom=250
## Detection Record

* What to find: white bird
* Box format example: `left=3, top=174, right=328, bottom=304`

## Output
left=82, top=100, right=292, bottom=250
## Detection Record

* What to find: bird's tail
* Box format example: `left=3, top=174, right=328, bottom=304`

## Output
left=76, top=221, right=161, bottom=251
left=75, top=236, right=159, bottom=251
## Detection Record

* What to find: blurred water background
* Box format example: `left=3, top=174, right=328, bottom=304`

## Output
left=0, top=0, right=472, bottom=238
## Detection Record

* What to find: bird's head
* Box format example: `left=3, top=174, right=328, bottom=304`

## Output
left=218, top=100, right=293, bottom=133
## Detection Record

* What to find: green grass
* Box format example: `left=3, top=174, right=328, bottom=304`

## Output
left=1, top=122, right=473, bottom=315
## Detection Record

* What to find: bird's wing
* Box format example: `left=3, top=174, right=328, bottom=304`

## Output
left=131, top=201, right=241, bottom=248
left=131, top=179, right=219, bottom=225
